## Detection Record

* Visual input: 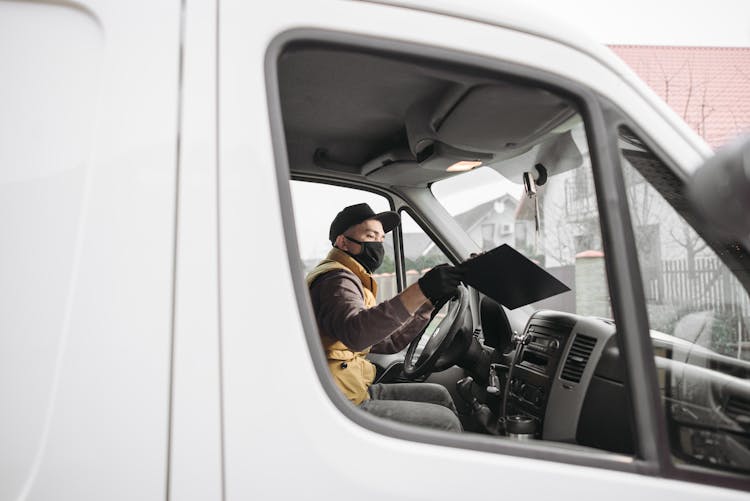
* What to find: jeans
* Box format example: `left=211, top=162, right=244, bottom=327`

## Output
left=359, top=382, right=462, bottom=432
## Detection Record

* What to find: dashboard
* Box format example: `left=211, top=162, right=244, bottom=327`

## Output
left=504, top=310, right=634, bottom=453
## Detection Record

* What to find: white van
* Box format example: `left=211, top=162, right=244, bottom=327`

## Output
left=3, top=0, right=750, bottom=499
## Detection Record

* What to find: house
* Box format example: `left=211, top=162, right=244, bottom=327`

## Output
left=454, top=194, right=520, bottom=251
left=401, top=194, right=519, bottom=264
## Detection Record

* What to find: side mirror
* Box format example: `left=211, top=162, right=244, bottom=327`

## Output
left=687, top=136, right=750, bottom=243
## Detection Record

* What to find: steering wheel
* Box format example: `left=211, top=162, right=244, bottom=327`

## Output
left=403, top=285, right=472, bottom=378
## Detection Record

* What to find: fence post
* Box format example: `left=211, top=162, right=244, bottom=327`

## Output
left=575, top=250, right=609, bottom=317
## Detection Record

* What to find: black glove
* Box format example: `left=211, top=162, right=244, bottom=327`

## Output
left=418, top=263, right=464, bottom=306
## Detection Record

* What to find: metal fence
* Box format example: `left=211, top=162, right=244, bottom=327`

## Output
left=643, top=257, right=750, bottom=358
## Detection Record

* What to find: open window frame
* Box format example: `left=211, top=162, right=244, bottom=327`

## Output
left=265, top=28, right=668, bottom=478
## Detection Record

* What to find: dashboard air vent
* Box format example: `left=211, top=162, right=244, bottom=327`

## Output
left=560, top=334, right=597, bottom=383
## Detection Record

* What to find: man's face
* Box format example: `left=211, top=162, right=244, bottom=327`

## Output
left=338, top=218, right=385, bottom=254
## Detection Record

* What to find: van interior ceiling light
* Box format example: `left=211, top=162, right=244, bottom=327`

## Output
left=446, top=160, right=483, bottom=172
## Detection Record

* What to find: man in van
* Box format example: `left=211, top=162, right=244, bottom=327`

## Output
left=306, top=203, right=464, bottom=431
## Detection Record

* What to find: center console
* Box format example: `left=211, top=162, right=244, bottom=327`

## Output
left=505, top=311, right=577, bottom=437
left=459, top=309, right=617, bottom=443
left=505, top=310, right=617, bottom=443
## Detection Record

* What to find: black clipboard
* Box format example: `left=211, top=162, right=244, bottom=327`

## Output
left=459, top=244, right=570, bottom=309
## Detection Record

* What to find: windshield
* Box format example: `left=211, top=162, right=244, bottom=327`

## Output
left=431, top=119, right=610, bottom=317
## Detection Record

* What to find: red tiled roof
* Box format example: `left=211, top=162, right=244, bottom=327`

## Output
left=609, top=45, right=750, bottom=149
left=576, top=250, right=605, bottom=259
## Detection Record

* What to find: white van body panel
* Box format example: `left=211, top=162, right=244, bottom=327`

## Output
left=0, top=0, right=744, bottom=500
left=1, top=1, right=179, bottom=499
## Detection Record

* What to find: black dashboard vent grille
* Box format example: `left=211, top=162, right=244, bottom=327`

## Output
left=560, top=334, right=597, bottom=383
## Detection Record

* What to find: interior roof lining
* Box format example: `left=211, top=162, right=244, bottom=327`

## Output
left=278, top=40, right=580, bottom=188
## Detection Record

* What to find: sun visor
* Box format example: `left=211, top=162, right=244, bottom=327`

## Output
left=406, top=84, right=576, bottom=158
left=488, top=129, right=584, bottom=181
left=438, top=85, right=575, bottom=151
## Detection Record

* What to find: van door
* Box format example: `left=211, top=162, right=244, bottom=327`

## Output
left=218, top=0, right=748, bottom=498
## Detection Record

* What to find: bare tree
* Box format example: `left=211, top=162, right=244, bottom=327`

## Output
left=670, top=224, right=708, bottom=276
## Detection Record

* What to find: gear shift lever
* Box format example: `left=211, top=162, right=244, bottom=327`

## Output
left=456, top=377, right=502, bottom=435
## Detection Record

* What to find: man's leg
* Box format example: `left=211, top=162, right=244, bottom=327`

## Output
left=369, top=382, right=459, bottom=413
left=359, top=383, right=462, bottom=432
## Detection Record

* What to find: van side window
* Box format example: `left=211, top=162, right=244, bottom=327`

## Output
left=277, top=39, right=640, bottom=474
left=619, top=126, right=750, bottom=476
left=400, top=211, right=450, bottom=284
left=290, top=180, right=398, bottom=301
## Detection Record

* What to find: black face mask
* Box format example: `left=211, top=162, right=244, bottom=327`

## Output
left=344, top=235, right=385, bottom=273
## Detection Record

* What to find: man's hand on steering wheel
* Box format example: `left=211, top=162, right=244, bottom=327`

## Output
left=418, top=264, right=464, bottom=306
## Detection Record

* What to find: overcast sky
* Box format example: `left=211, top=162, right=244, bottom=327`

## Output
left=527, top=0, right=750, bottom=46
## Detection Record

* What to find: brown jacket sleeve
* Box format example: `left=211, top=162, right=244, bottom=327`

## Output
left=370, top=302, right=433, bottom=354
left=309, top=270, right=431, bottom=352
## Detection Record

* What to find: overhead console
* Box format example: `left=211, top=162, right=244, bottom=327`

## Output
left=404, top=84, right=577, bottom=172
left=504, top=310, right=618, bottom=444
